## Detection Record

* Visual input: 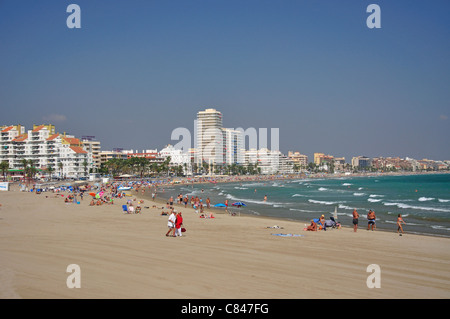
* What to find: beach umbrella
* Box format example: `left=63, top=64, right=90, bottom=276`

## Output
left=232, top=202, right=246, bottom=208
left=89, top=192, right=96, bottom=197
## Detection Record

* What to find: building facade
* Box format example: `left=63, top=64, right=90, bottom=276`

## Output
left=0, top=124, right=92, bottom=178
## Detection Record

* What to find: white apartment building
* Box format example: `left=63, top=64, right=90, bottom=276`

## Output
left=222, top=128, right=245, bottom=166
left=196, top=108, right=224, bottom=165
left=81, top=139, right=101, bottom=170
left=0, top=124, right=92, bottom=178
left=195, top=108, right=245, bottom=167
left=1, top=125, right=26, bottom=167
left=159, top=144, right=192, bottom=175
left=245, top=148, right=293, bottom=175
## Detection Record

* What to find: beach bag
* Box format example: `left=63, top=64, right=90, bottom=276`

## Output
left=181, top=227, right=186, bottom=233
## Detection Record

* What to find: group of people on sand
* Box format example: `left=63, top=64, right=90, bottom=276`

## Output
left=305, top=214, right=340, bottom=231
left=165, top=210, right=184, bottom=237
left=352, top=209, right=406, bottom=235
left=89, top=196, right=115, bottom=206
left=304, top=209, right=406, bottom=235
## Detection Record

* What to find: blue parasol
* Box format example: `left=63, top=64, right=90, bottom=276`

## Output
left=232, top=202, right=247, bottom=207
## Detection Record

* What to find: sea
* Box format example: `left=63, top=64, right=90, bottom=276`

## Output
left=171, top=173, right=450, bottom=237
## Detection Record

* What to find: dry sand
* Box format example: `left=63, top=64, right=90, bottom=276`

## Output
left=0, top=187, right=449, bottom=299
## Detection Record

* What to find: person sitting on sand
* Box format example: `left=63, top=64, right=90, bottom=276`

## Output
left=319, top=215, right=325, bottom=228
left=90, top=199, right=95, bottom=206
left=306, top=220, right=317, bottom=231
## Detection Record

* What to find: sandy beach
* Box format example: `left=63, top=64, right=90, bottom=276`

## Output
left=1, top=185, right=449, bottom=299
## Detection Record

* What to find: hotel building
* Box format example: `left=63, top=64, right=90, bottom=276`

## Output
left=288, top=151, right=308, bottom=168
left=245, top=148, right=293, bottom=175
left=195, top=108, right=244, bottom=167
left=0, top=124, right=92, bottom=178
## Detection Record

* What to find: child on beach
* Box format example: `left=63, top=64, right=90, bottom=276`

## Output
left=397, top=214, right=406, bottom=236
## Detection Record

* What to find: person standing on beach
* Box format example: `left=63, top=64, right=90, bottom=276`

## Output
left=367, top=210, right=376, bottom=231
left=175, top=212, right=183, bottom=237
left=352, top=209, right=359, bottom=232
left=166, top=211, right=176, bottom=237
left=397, top=214, right=406, bottom=236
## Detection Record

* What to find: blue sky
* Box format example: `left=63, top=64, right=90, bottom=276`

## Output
left=0, top=0, right=449, bottom=161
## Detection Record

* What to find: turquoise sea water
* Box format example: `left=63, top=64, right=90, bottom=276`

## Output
left=174, top=174, right=450, bottom=237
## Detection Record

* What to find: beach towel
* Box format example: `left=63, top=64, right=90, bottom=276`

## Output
left=271, top=233, right=304, bottom=237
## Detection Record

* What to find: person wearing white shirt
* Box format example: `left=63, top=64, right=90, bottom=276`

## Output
left=166, top=211, right=176, bottom=237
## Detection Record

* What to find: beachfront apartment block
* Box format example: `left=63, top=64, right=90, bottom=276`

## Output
left=288, top=151, right=308, bottom=168
left=245, top=148, right=294, bottom=175
left=351, top=156, right=371, bottom=169
left=196, top=108, right=224, bottom=165
left=195, top=108, right=245, bottom=167
left=314, top=153, right=335, bottom=166
left=0, top=124, right=92, bottom=178
left=222, top=128, right=245, bottom=166
left=81, top=138, right=101, bottom=170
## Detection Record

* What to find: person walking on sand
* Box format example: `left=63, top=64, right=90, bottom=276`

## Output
left=175, top=212, right=183, bottom=237
left=352, top=209, right=359, bottom=232
left=166, top=211, right=176, bottom=237
left=397, top=214, right=406, bottom=236
left=367, top=210, right=376, bottom=231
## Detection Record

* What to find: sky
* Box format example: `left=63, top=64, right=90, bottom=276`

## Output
left=0, top=0, right=449, bottom=162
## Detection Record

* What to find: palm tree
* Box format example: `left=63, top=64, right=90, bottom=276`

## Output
left=21, top=158, right=29, bottom=180
left=82, top=160, right=88, bottom=177
left=47, top=165, right=54, bottom=180
left=0, top=161, right=9, bottom=181
left=58, top=161, right=64, bottom=178
left=202, top=162, right=209, bottom=175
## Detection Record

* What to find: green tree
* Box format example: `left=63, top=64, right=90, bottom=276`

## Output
left=0, top=161, right=9, bottom=181
left=82, top=160, right=88, bottom=177
left=58, top=161, right=64, bottom=178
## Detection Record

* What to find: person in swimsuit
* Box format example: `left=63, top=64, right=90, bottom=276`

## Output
left=397, top=214, right=406, bottom=236
left=306, top=220, right=317, bottom=231
left=367, top=210, right=376, bottom=231
left=352, top=209, right=359, bottom=232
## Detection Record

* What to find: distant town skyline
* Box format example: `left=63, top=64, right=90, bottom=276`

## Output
left=1, top=1, right=449, bottom=162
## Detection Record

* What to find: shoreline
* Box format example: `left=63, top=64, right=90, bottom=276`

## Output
left=148, top=172, right=450, bottom=239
